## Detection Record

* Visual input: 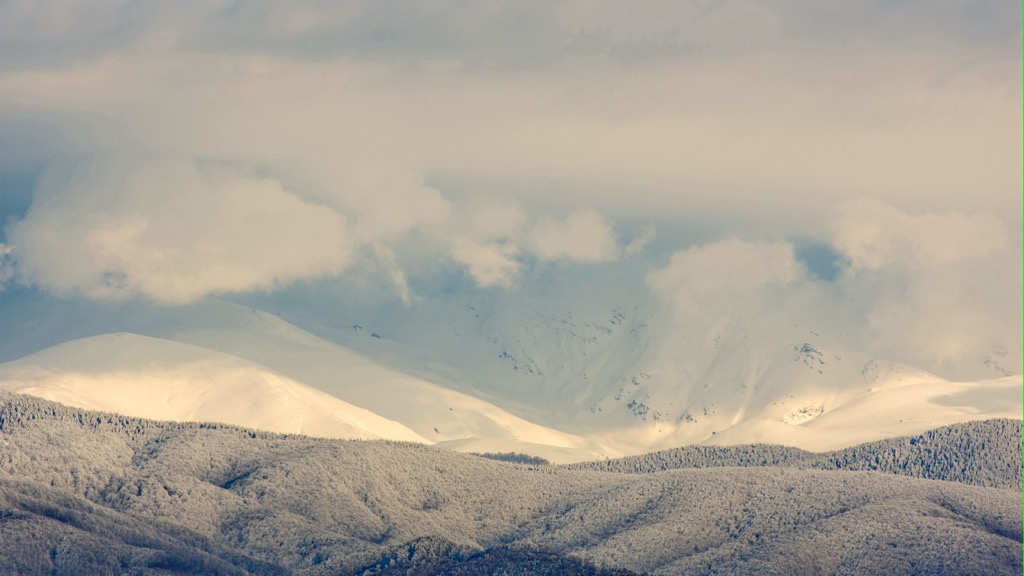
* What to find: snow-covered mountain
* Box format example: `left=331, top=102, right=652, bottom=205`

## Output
left=0, top=332, right=428, bottom=443
left=242, top=265, right=1021, bottom=454
left=0, top=280, right=1017, bottom=462
left=0, top=294, right=614, bottom=462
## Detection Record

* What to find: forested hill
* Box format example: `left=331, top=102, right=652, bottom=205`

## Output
left=565, top=419, right=1023, bottom=489
left=0, top=393, right=1020, bottom=575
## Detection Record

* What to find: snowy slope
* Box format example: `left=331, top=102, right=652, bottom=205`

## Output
left=133, top=302, right=613, bottom=458
left=696, top=374, right=1024, bottom=451
left=257, top=267, right=1022, bottom=456
left=0, top=332, right=429, bottom=442
left=0, top=286, right=1017, bottom=462
left=0, top=298, right=614, bottom=462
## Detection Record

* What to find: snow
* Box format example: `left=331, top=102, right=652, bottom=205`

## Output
left=126, top=302, right=615, bottom=455
left=700, top=375, right=1022, bottom=451
left=0, top=317, right=613, bottom=459
left=0, top=291, right=1017, bottom=463
left=0, top=332, right=428, bottom=443
left=291, top=279, right=1021, bottom=458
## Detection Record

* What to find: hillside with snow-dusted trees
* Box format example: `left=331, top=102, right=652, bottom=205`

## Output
left=0, top=393, right=1019, bottom=575
left=566, top=419, right=1022, bottom=489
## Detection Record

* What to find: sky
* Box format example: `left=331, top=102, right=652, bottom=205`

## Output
left=0, top=0, right=1020, bottom=379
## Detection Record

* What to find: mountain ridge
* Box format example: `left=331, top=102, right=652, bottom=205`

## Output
left=566, top=418, right=1023, bottom=489
left=0, top=292, right=1018, bottom=461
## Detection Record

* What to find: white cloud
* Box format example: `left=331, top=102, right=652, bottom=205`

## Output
left=448, top=237, right=522, bottom=288
left=825, top=198, right=1021, bottom=378
left=339, top=166, right=453, bottom=243
left=647, top=239, right=801, bottom=319
left=832, top=198, right=1008, bottom=271
left=0, top=1, right=1018, bottom=379
left=6, top=157, right=353, bottom=303
left=457, top=198, right=528, bottom=242
left=0, top=243, right=13, bottom=287
left=443, top=202, right=625, bottom=286
left=859, top=265, right=1017, bottom=376
left=527, top=209, right=619, bottom=263
left=370, top=244, right=416, bottom=306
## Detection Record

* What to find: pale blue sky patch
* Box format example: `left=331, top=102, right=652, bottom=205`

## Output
left=793, top=239, right=844, bottom=283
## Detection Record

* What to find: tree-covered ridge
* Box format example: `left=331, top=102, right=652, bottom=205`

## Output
left=471, top=452, right=552, bottom=466
left=565, top=419, right=1023, bottom=489
left=0, top=393, right=1019, bottom=575
left=349, top=536, right=640, bottom=576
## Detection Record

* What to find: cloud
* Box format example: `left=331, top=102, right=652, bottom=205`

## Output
left=329, top=165, right=452, bottom=244
left=0, top=243, right=12, bottom=287
left=370, top=244, right=416, bottom=306
left=0, top=1, right=1018, bottom=380
left=647, top=238, right=801, bottom=316
left=456, top=197, right=528, bottom=242
left=644, top=220, right=1021, bottom=379
left=2, top=32, right=1017, bottom=239
left=3, top=1, right=1016, bottom=72
left=6, top=157, right=353, bottom=303
left=825, top=198, right=1020, bottom=378
left=442, top=197, right=525, bottom=287
left=554, top=0, right=784, bottom=53
left=527, top=209, right=619, bottom=263
left=442, top=201, right=623, bottom=286
left=858, top=261, right=1019, bottom=377
left=448, top=237, right=522, bottom=288
left=831, top=198, right=1008, bottom=271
